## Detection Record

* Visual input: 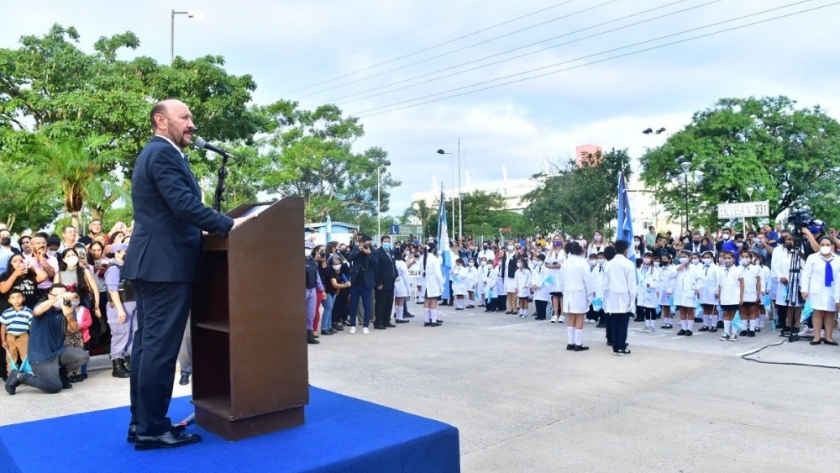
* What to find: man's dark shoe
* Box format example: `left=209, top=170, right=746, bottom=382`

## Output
left=395, top=319, right=409, bottom=323
left=385, top=322, right=397, bottom=328
left=127, top=424, right=137, bottom=443
left=134, top=431, right=202, bottom=451
left=404, top=313, right=415, bottom=318
left=574, top=345, right=590, bottom=352
left=123, top=355, right=131, bottom=372
left=5, top=370, right=20, bottom=395
left=374, top=325, right=386, bottom=330
left=179, top=373, right=190, bottom=386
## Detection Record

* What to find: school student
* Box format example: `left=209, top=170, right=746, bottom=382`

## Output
left=800, top=236, right=840, bottom=345
left=466, top=259, right=478, bottom=308
left=559, top=242, right=595, bottom=352
left=482, top=259, right=498, bottom=312
left=603, top=240, right=636, bottom=356
left=531, top=254, right=551, bottom=320
left=546, top=235, right=566, bottom=323
left=738, top=249, right=761, bottom=337
left=697, top=251, right=720, bottom=332
left=673, top=250, right=702, bottom=336
left=717, top=251, right=742, bottom=341
left=658, top=254, right=677, bottom=329
left=421, top=243, right=444, bottom=327
left=637, top=252, right=660, bottom=333
left=514, top=257, right=532, bottom=319
left=452, top=258, right=468, bottom=310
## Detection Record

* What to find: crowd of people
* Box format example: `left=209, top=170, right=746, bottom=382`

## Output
left=305, top=219, right=840, bottom=355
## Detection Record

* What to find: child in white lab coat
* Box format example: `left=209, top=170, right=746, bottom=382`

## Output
left=637, top=252, right=660, bottom=332
left=515, top=257, right=532, bottom=319
left=531, top=254, right=552, bottom=320
left=697, top=251, right=720, bottom=333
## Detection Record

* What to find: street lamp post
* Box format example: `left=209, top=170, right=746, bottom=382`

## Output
left=377, top=160, right=392, bottom=242
left=437, top=148, right=454, bottom=239
left=680, top=161, right=690, bottom=232
left=171, top=10, right=204, bottom=64
left=745, top=186, right=754, bottom=233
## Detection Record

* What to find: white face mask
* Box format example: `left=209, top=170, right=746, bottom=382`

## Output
left=679, top=257, right=689, bottom=265
left=531, top=261, right=541, bottom=267
left=65, top=256, right=79, bottom=266
left=633, top=241, right=640, bottom=247
left=723, top=234, right=731, bottom=241
left=653, top=261, right=660, bottom=267
left=332, top=264, right=342, bottom=270
left=702, top=258, right=713, bottom=266
left=597, top=259, right=605, bottom=266
left=70, top=300, right=80, bottom=307
left=507, top=246, right=514, bottom=252
left=588, top=260, right=596, bottom=267
left=305, top=250, right=311, bottom=258
left=516, top=262, right=522, bottom=268
left=740, top=258, right=750, bottom=266
left=820, top=246, right=832, bottom=256
left=691, top=259, right=699, bottom=265
left=53, top=299, right=64, bottom=309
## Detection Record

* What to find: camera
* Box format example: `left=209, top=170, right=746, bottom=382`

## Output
left=63, top=299, right=72, bottom=307
left=788, top=209, right=812, bottom=229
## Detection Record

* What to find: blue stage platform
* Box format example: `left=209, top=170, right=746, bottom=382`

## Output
left=0, top=386, right=460, bottom=473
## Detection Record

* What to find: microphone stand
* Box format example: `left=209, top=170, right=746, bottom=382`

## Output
left=212, top=152, right=230, bottom=213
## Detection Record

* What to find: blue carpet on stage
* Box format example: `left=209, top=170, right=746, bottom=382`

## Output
left=0, top=386, right=460, bottom=473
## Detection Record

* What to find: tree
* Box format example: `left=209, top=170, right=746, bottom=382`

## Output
left=258, top=100, right=398, bottom=223
left=523, top=149, right=632, bottom=237
left=639, top=96, right=840, bottom=230
left=404, top=199, right=435, bottom=239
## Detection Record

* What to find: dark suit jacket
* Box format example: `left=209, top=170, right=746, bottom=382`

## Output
left=374, top=247, right=396, bottom=289
left=347, top=244, right=378, bottom=289
left=123, top=136, right=234, bottom=283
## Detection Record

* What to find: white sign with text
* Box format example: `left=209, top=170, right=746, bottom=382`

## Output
left=717, top=201, right=770, bottom=219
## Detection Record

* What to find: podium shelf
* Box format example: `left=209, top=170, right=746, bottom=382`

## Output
left=193, top=395, right=232, bottom=419
left=195, top=321, right=230, bottom=333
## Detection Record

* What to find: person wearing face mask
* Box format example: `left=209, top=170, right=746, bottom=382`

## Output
left=799, top=236, right=840, bottom=345
left=688, top=231, right=707, bottom=255
left=637, top=252, right=660, bottom=333
left=558, top=241, right=595, bottom=351
left=25, top=235, right=58, bottom=295
left=672, top=250, right=702, bottom=336
left=514, top=257, right=532, bottom=319
left=717, top=251, right=742, bottom=341
left=62, top=292, right=92, bottom=383
left=771, top=235, right=802, bottom=337
left=721, top=232, right=745, bottom=254
left=753, top=251, right=772, bottom=332
left=420, top=243, right=444, bottom=327
left=54, top=249, right=100, bottom=321
left=632, top=237, right=645, bottom=260
left=391, top=249, right=411, bottom=324
left=530, top=254, right=551, bottom=320
left=736, top=249, right=761, bottom=337
left=546, top=235, right=566, bottom=324
left=696, top=251, right=721, bottom=332
left=373, top=236, right=398, bottom=330
left=587, top=231, right=606, bottom=257
left=602, top=241, right=636, bottom=355
left=657, top=254, right=677, bottom=329
left=304, top=242, right=325, bottom=343
left=4, top=284, right=89, bottom=395
left=481, top=258, right=498, bottom=312
left=716, top=228, right=732, bottom=254
left=502, top=243, right=519, bottom=315
left=466, top=259, right=478, bottom=308
left=452, top=258, right=468, bottom=310
left=0, top=229, right=21, bottom=273
left=478, top=243, right=495, bottom=265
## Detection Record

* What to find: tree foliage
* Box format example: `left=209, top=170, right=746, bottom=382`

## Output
left=639, top=96, right=840, bottom=229
left=523, top=149, right=632, bottom=237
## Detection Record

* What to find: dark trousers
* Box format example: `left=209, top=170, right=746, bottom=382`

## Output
left=603, top=313, right=613, bottom=344
left=130, top=280, right=192, bottom=437
left=349, top=285, right=373, bottom=327
left=535, top=300, right=548, bottom=319
left=496, top=295, right=507, bottom=313
left=19, top=347, right=88, bottom=393
left=374, top=287, right=395, bottom=327
left=610, top=312, right=631, bottom=351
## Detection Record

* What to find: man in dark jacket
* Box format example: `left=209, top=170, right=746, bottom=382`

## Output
left=347, top=234, right=378, bottom=333
left=122, top=100, right=254, bottom=451
left=374, top=236, right=398, bottom=329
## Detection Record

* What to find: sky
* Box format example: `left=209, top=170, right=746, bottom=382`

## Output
left=4, top=0, right=840, bottom=215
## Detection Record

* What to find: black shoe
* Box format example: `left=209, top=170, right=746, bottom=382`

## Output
left=685, top=330, right=693, bottom=336
left=747, top=330, right=755, bottom=338
left=677, top=329, right=686, bottom=336
left=404, top=313, right=415, bottom=318
left=307, top=330, right=320, bottom=344
left=333, top=324, right=344, bottom=331
left=59, top=368, right=72, bottom=390
left=395, top=319, right=409, bottom=323
left=633, top=318, right=644, bottom=322
left=127, top=424, right=137, bottom=443
left=614, top=349, right=631, bottom=356
left=134, top=431, right=202, bottom=451
left=374, top=325, right=386, bottom=330
left=566, top=344, right=575, bottom=351
left=661, top=324, right=673, bottom=330
left=68, top=374, right=83, bottom=383
left=112, top=359, right=130, bottom=379
left=430, top=322, right=442, bottom=327
left=424, top=322, right=432, bottom=326
left=694, top=317, right=703, bottom=323
left=320, top=329, right=334, bottom=335
left=699, top=326, right=710, bottom=332
left=754, top=327, right=761, bottom=333
left=574, top=345, right=589, bottom=352
left=607, top=341, right=613, bottom=346
left=385, top=323, right=397, bottom=328
left=5, top=370, right=19, bottom=395
left=716, top=320, right=725, bottom=329
left=535, top=316, right=546, bottom=320
left=123, top=355, right=131, bottom=372
left=739, top=330, right=747, bottom=337
left=710, top=326, right=718, bottom=333
left=596, top=324, right=606, bottom=328
left=179, top=373, right=190, bottom=386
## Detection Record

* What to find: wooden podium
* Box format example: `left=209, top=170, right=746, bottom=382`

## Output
left=190, top=197, right=308, bottom=441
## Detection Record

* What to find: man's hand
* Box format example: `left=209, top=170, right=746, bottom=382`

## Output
left=801, top=227, right=812, bottom=238
left=232, top=214, right=258, bottom=230
left=780, top=277, right=788, bottom=285
left=118, top=308, right=127, bottom=324
left=801, top=291, right=808, bottom=300
left=376, top=284, right=384, bottom=291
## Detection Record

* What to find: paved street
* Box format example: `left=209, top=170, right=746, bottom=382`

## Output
left=3, top=302, right=839, bottom=473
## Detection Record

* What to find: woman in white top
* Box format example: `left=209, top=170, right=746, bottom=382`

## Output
left=559, top=241, right=595, bottom=351
left=800, top=236, right=840, bottom=345
left=466, top=258, right=478, bottom=308
left=452, top=258, right=468, bottom=310
left=586, top=231, right=607, bottom=257
left=771, top=234, right=802, bottom=335
left=697, top=251, right=720, bottom=332
left=637, top=252, right=660, bottom=332
left=514, top=258, right=532, bottom=319
left=421, top=243, right=444, bottom=327
left=393, top=248, right=412, bottom=323
left=545, top=234, right=566, bottom=323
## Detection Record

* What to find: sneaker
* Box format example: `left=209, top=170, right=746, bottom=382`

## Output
left=719, top=334, right=730, bottom=341
left=699, top=326, right=710, bottom=332
left=685, top=330, right=693, bottom=336
left=677, top=329, right=686, bottom=336
left=362, top=327, right=370, bottom=334
left=550, top=315, right=558, bottom=323
left=558, top=316, right=566, bottom=324
left=801, top=327, right=815, bottom=337
left=349, top=326, right=356, bottom=334
left=710, top=326, right=718, bottom=333
left=729, top=335, right=738, bottom=342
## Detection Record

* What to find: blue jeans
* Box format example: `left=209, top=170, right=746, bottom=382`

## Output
left=322, top=293, right=335, bottom=331
left=349, top=285, right=373, bottom=327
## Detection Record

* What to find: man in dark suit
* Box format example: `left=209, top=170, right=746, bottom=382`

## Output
left=374, top=236, right=397, bottom=330
left=123, top=100, right=253, bottom=451
left=347, top=234, right=378, bottom=333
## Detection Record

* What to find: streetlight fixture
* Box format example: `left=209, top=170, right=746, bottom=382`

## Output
left=171, top=10, right=205, bottom=64
left=437, top=138, right=462, bottom=239
left=377, top=160, right=392, bottom=242
left=680, top=160, right=690, bottom=232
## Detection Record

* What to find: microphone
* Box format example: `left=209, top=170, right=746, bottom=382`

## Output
left=193, top=136, right=233, bottom=157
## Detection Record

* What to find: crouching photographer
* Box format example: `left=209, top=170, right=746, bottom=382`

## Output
left=4, top=284, right=89, bottom=395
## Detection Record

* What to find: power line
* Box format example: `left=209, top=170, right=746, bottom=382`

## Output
left=327, top=0, right=716, bottom=106
left=294, top=0, right=622, bottom=100
left=277, top=0, right=498, bottom=81
left=282, top=0, right=583, bottom=96
left=353, top=0, right=834, bottom=118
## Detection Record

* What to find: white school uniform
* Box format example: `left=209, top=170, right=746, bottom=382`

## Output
left=559, top=255, right=594, bottom=314
left=739, top=264, right=760, bottom=304
left=673, top=263, right=702, bottom=308
left=697, top=263, right=720, bottom=306
left=481, top=264, right=497, bottom=299
left=452, top=265, right=468, bottom=296
left=637, top=265, right=660, bottom=309
left=494, top=264, right=506, bottom=299
left=394, top=260, right=411, bottom=298
left=515, top=267, right=532, bottom=299
left=603, top=255, right=637, bottom=314
left=718, top=265, right=743, bottom=306
left=800, top=253, right=840, bottom=311
left=545, top=250, right=566, bottom=294
left=531, top=264, right=552, bottom=302
left=658, top=264, right=677, bottom=306
left=589, top=264, right=606, bottom=302
left=771, top=248, right=801, bottom=306
left=422, top=253, right=445, bottom=298
left=587, top=243, right=607, bottom=257
left=466, top=266, right=478, bottom=293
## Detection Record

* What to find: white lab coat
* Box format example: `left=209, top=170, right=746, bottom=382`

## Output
left=658, top=265, right=677, bottom=306
left=559, top=255, right=594, bottom=314
left=452, top=265, right=468, bottom=296
left=545, top=250, right=566, bottom=293
left=481, top=264, right=497, bottom=298
left=515, top=268, right=532, bottom=299
left=717, top=266, right=743, bottom=306
left=771, top=248, right=801, bottom=306
left=494, top=264, right=506, bottom=298
left=739, top=264, right=761, bottom=304
left=636, top=265, right=660, bottom=308
left=466, top=266, right=478, bottom=293
left=673, top=263, right=702, bottom=307
left=697, top=264, right=720, bottom=305
left=422, top=253, right=445, bottom=298
left=589, top=265, right=606, bottom=300
left=587, top=243, right=607, bottom=257
left=800, top=253, right=840, bottom=311
left=394, top=260, right=411, bottom=298
left=531, top=264, right=552, bottom=301
left=603, top=254, right=637, bottom=314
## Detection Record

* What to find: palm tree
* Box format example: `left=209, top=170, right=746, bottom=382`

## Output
left=403, top=199, right=433, bottom=240
left=17, top=131, right=125, bottom=230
